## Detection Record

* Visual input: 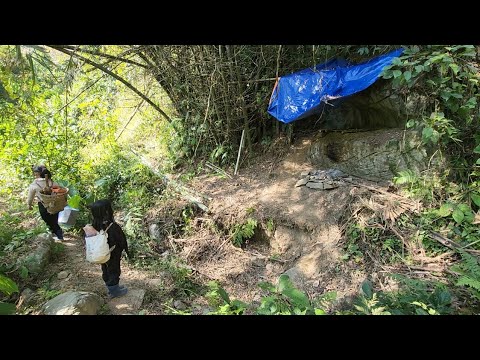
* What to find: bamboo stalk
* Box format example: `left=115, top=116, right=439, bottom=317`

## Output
left=234, top=129, right=245, bottom=176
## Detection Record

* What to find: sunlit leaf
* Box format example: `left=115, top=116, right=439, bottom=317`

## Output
left=0, top=274, right=18, bottom=296
left=437, top=203, right=453, bottom=217
left=452, top=208, right=464, bottom=224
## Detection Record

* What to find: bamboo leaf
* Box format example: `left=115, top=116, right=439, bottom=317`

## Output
left=0, top=274, right=18, bottom=296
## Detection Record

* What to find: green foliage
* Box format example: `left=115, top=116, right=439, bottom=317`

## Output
left=0, top=273, right=19, bottom=315
left=209, top=144, right=231, bottom=166
left=0, top=211, right=24, bottom=247
left=147, top=257, right=203, bottom=299
left=342, top=223, right=405, bottom=263
left=256, top=275, right=327, bottom=315
left=0, top=45, right=121, bottom=191
left=80, top=150, right=160, bottom=208
left=366, top=275, right=452, bottom=315
left=205, top=281, right=248, bottom=315
left=0, top=301, right=16, bottom=315
left=231, top=218, right=257, bottom=247
left=0, top=273, right=19, bottom=296
left=435, top=201, right=475, bottom=225
left=266, top=218, right=275, bottom=233
left=19, top=266, right=29, bottom=280
left=352, top=281, right=391, bottom=315
left=67, top=194, right=82, bottom=209
left=451, top=251, right=480, bottom=300
left=383, top=45, right=479, bottom=185
left=384, top=47, right=479, bottom=266
left=37, top=287, right=62, bottom=301
left=393, top=170, right=417, bottom=186
left=203, top=275, right=334, bottom=315
left=341, top=242, right=363, bottom=263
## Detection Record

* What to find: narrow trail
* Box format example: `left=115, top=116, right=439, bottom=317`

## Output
left=46, top=234, right=162, bottom=314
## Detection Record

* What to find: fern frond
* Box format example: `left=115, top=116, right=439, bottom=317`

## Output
left=394, top=170, right=417, bottom=185
left=456, top=276, right=480, bottom=291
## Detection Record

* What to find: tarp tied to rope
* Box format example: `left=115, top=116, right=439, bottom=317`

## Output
left=267, top=48, right=404, bottom=124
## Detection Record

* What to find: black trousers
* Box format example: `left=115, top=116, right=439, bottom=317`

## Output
left=38, top=202, right=62, bottom=235
left=101, top=246, right=123, bottom=286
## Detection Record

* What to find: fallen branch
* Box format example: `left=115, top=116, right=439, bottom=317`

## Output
left=402, top=264, right=445, bottom=273
left=205, top=161, right=233, bottom=179
left=429, top=232, right=480, bottom=256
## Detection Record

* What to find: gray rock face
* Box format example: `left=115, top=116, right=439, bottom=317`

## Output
left=17, top=288, right=35, bottom=309
left=309, top=129, right=429, bottom=181
left=319, top=82, right=406, bottom=131
left=42, top=291, right=104, bottom=315
left=17, top=233, right=54, bottom=276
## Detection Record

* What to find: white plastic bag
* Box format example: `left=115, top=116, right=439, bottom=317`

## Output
left=85, top=223, right=115, bottom=264
left=58, top=206, right=80, bottom=226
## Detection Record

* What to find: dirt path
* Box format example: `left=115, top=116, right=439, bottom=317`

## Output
left=46, top=234, right=160, bottom=314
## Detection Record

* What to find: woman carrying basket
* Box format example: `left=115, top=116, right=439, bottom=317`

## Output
left=27, top=165, right=65, bottom=241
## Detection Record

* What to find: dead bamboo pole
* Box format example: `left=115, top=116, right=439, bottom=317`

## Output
left=234, top=129, right=245, bottom=176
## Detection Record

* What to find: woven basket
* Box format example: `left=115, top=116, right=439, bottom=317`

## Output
left=38, top=187, right=69, bottom=214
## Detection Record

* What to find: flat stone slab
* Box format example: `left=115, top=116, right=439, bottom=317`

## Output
left=306, top=181, right=338, bottom=190
left=295, top=178, right=309, bottom=187
left=108, top=288, right=145, bottom=315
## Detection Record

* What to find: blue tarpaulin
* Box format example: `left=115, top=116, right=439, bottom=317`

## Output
left=267, top=48, right=404, bottom=124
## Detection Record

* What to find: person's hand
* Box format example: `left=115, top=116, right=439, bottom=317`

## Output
left=83, top=225, right=98, bottom=237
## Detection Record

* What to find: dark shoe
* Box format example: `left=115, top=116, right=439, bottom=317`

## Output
left=55, top=229, right=64, bottom=240
left=107, top=285, right=128, bottom=299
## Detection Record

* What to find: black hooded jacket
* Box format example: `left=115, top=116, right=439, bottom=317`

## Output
left=103, top=222, right=130, bottom=258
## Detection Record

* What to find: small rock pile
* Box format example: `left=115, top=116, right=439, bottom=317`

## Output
left=295, top=169, right=351, bottom=190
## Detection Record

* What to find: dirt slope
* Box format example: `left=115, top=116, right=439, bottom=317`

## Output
left=183, top=136, right=382, bottom=307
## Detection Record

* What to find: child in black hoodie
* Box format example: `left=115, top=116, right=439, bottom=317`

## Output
left=85, top=199, right=131, bottom=299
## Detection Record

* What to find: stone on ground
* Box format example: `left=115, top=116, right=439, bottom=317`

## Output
left=42, top=291, right=103, bottom=315
left=108, top=288, right=145, bottom=315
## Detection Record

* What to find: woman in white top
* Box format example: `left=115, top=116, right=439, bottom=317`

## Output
left=27, top=165, right=64, bottom=241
